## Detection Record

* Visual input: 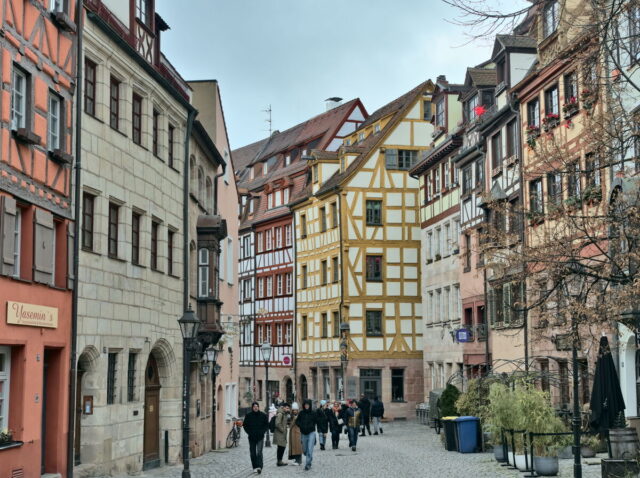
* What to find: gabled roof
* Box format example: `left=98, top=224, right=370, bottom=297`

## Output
left=466, top=68, right=497, bottom=88
left=492, top=34, right=537, bottom=58
left=233, top=137, right=269, bottom=174
left=316, top=79, right=434, bottom=197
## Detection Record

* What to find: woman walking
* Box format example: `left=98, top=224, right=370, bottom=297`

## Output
left=328, top=401, right=343, bottom=449
left=288, top=402, right=303, bottom=465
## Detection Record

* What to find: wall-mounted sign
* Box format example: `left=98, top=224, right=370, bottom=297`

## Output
left=455, top=328, right=472, bottom=343
left=83, top=396, right=93, bottom=415
left=7, top=301, right=58, bottom=328
left=282, top=354, right=292, bottom=366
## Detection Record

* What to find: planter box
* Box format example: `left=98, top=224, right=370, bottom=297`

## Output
left=534, top=456, right=559, bottom=476
left=601, top=459, right=640, bottom=478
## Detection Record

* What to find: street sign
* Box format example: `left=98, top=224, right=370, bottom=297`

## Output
left=455, top=328, right=472, bottom=343
left=282, top=354, right=292, bottom=366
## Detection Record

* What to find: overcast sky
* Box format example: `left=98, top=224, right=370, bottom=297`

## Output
left=156, top=0, right=528, bottom=151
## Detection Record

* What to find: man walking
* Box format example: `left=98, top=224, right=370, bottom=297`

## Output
left=273, top=403, right=290, bottom=466
left=358, top=393, right=372, bottom=436
left=370, top=395, right=385, bottom=435
left=315, top=400, right=329, bottom=450
left=242, top=402, right=269, bottom=474
left=345, top=399, right=361, bottom=452
left=296, top=399, right=318, bottom=471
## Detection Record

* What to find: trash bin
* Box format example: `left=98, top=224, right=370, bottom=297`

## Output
left=454, top=416, right=480, bottom=453
left=441, top=416, right=459, bottom=451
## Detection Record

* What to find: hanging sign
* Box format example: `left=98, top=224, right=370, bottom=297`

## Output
left=7, top=301, right=58, bottom=328
left=282, top=354, right=292, bottom=366
left=455, top=328, right=472, bottom=343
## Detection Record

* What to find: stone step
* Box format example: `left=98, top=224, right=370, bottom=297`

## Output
left=41, top=474, right=62, bottom=478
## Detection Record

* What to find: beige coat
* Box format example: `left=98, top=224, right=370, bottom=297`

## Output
left=288, top=413, right=303, bottom=457
left=273, top=408, right=288, bottom=448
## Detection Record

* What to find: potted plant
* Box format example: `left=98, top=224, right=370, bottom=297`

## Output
left=562, top=96, right=579, bottom=118
left=0, top=429, right=13, bottom=447
left=542, top=113, right=560, bottom=131
left=602, top=412, right=640, bottom=477
left=580, top=88, right=595, bottom=110
left=526, top=124, right=541, bottom=148
left=486, top=383, right=518, bottom=463
left=581, top=434, right=601, bottom=458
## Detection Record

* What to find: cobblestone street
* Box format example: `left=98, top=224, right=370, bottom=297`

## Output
left=103, top=421, right=603, bottom=478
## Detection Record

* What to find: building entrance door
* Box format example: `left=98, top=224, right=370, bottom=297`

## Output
left=359, top=369, right=381, bottom=400
left=41, top=351, right=50, bottom=474
left=143, top=355, right=161, bottom=470
left=74, top=369, right=84, bottom=465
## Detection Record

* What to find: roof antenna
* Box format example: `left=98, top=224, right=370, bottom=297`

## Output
left=263, top=104, right=273, bottom=136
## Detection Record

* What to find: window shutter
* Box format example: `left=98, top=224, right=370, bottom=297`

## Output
left=487, top=287, right=495, bottom=325
left=385, top=149, right=398, bottom=168
left=33, top=208, right=54, bottom=284
left=0, top=196, right=17, bottom=275
left=67, top=222, right=75, bottom=289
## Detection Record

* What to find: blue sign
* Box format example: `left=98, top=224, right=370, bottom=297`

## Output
left=455, top=328, right=472, bottom=343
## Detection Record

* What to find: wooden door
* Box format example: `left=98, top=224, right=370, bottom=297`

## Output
left=143, top=355, right=161, bottom=470
left=74, top=370, right=84, bottom=465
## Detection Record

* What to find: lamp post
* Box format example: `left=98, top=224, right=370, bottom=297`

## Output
left=260, top=341, right=273, bottom=447
left=340, top=322, right=350, bottom=400
left=212, top=363, right=221, bottom=450
left=178, top=305, right=201, bottom=478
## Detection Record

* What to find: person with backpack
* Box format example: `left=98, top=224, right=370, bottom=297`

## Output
left=242, top=402, right=269, bottom=474
left=272, top=403, right=290, bottom=466
left=345, top=399, right=361, bottom=452
left=315, top=400, right=329, bottom=450
left=295, top=399, right=318, bottom=471
left=370, top=396, right=385, bottom=435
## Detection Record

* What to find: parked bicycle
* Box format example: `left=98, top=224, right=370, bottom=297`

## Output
left=226, top=417, right=243, bottom=448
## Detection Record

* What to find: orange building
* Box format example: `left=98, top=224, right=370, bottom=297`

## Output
left=0, top=0, right=77, bottom=477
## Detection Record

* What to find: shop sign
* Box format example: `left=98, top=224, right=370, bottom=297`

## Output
left=455, top=328, right=472, bottom=343
left=6, top=301, right=58, bottom=328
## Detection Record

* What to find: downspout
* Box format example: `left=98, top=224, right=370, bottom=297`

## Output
left=183, top=109, right=196, bottom=311
left=213, top=163, right=225, bottom=215
left=338, top=192, right=345, bottom=388
left=67, top=1, right=83, bottom=475
left=292, top=212, right=297, bottom=400
left=252, top=232, right=256, bottom=393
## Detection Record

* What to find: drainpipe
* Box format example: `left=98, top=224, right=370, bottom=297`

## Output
left=183, top=109, right=196, bottom=311
left=213, top=163, right=225, bottom=215
left=338, top=192, right=346, bottom=391
left=67, top=1, right=83, bottom=475
left=292, top=212, right=297, bottom=400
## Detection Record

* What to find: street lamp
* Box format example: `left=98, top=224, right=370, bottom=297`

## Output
left=340, top=322, right=350, bottom=401
left=212, top=363, right=222, bottom=450
left=178, top=305, right=201, bottom=478
left=260, top=341, right=273, bottom=447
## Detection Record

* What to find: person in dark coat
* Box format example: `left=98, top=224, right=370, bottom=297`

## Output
left=242, top=402, right=269, bottom=474
left=327, top=401, right=343, bottom=449
left=315, top=400, right=329, bottom=450
left=345, top=399, right=361, bottom=451
left=295, top=399, right=318, bottom=470
left=273, top=403, right=290, bottom=466
left=340, top=401, right=349, bottom=435
left=370, top=396, right=385, bottom=435
left=358, top=394, right=372, bottom=436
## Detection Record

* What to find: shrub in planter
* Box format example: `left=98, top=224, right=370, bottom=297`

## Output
left=0, top=429, right=13, bottom=446
left=440, top=384, right=460, bottom=417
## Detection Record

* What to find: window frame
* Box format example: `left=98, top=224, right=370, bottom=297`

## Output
left=48, top=91, right=63, bottom=151
left=167, top=229, right=175, bottom=275
left=365, top=310, right=383, bottom=337
left=168, top=124, right=175, bottom=168
left=84, top=58, right=96, bottom=117
left=543, top=1, right=559, bottom=39
left=107, top=352, right=117, bottom=405
left=150, top=221, right=159, bottom=271
left=332, top=256, right=339, bottom=283
left=132, top=211, right=141, bottom=265
left=529, top=178, right=544, bottom=214
left=82, top=192, right=95, bottom=251
left=198, top=248, right=210, bottom=297
left=127, top=352, right=137, bottom=402
left=132, top=93, right=142, bottom=145
left=152, top=109, right=160, bottom=157
left=11, top=66, right=28, bottom=130
left=391, top=369, right=405, bottom=402
left=366, top=199, right=383, bottom=226
left=0, top=346, right=10, bottom=431
left=527, top=98, right=540, bottom=127
left=108, top=202, right=119, bottom=258
left=110, top=76, right=120, bottom=130
left=365, top=255, right=383, bottom=282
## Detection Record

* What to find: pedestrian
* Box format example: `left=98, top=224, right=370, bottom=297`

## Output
left=288, top=402, right=303, bottom=465
left=358, top=393, right=372, bottom=436
left=370, top=395, right=385, bottom=435
left=274, top=402, right=290, bottom=467
left=340, top=400, right=349, bottom=436
left=296, top=399, right=318, bottom=470
left=327, top=401, right=343, bottom=449
left=242, top=401, right=269, bottom=474
left=345, top=399, right=361, bottom=452
left=315, top=400, right=329, bottom=450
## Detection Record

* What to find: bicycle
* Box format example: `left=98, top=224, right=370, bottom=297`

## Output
left=226, top=417, right=243, bottom=448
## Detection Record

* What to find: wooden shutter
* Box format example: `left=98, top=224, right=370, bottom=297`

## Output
left=0, top=196, right=17, bottom=275
left=67, top=221, right=75, bottom=289
left=33, top=208, right=54, bottom=284
left=385, top=149, right=398, bottom=168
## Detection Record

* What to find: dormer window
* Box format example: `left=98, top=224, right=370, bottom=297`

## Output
left=374, top=124, right=381, bottom=134
left=263, top=162, right=268, bottom=175
left=543, top=1, right=559, bottom=39
left=136, top=0, right=152, bottom=27
left=358, top=132, right=365, bottom=142
left=285, top=155, right=291, bottom=166
left=464, top=94, right=479, bottom=123
left=435, top=99, right=445, bottom=127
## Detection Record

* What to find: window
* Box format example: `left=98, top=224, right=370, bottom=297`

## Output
left=107, top=352, right=117, bottom=405
left=462, top=164, right=472, bottom=194
left=84, top=59, right=96, bottom=116
left=313, top=164, right=319, bottom=183
left=198, top=248, right=210, bottom=297
left=276, top=323, right=283, bottom=344
left=110, top=76, right=120, bottom=130
left=545, top=85, right=559, bottom=117
left=10, top=208, right=21, bottom=278
left=527, top=98, right=540, bottom=127
left=374, top=123, right=381, bottom=134
left=358, top=132, right=365, bottom=143
left=320, top=206, right=327, bottom=232
left=275, top=226, right=282, bottom=249
left=276, top=274, right=283, bottom=296
left=152, top=109, right=160, bottom=156
left=168, top=124, right=175, bottom=168
left=11, top=67, right=28, bottom=130
left=529, top=178, right=544, bottom=214
left=547, top=172, right=562, bottom=207
left=285, top=323, right=292, bottom=343
left=136, top=0, right=151, bottom=26
left=434, top=227, right=441, bottom=257
left=423, top=99, right=432, bottom=122
left=366, top=255, right=383, bottom=281
left=559, top=361, right=569, bottom=407
left=167, top=229, right=175, bottom=275
left=585, top=154, right=601, bottom=189
left=333, top=311, right=340, bottom=337
left=301, top=265, right=308, bottom=289
left=464, top=233, right=471, bottom=271
left=321, top=260, right=328, bottom=285
left=256, top=232, right=263, bottom=253
left=332, top=256, right=339, bottom=283
left=242, top=278, right=251, bottom=300
left=435, top=98, right=445, bottom=126
left=49, top=0, right=67, bottom=12
left=564, top=72, right=578, bottom=105
left=132, top=93, right=142, bottom=145
left=48, top=93, right=62, bottom=151
left=82, top=192, right=95, bottom=250
left=392, top=369, right=404, bottom=402
left=475, top=158, right=484, bottom=188
left=567, top=161, right=581, bottom=198
left=132, top=212, right=141, bottom=264
left=127, top=352, right=137, bottom=402
left=464, top=94, right=479, bottom=123
left=506, top=120, right=517, bottom=158
left=300, top=214, right=307, bottom=238
left=331, top=202, right=338, bottom=229
left=302, top=315, right=308, bottom=340
left=365, top=310, right=383, bottom=336
left=285, top=224, right=292, bottom=246
left=257, top=277, right=264, bottom=298
left=366, top=200, right=382, bottom=226
left=491, top=132, right=502, bottom=169
left=0, top=347, right=10, bottom=431
left=286, top=272, right=292, bottom=294
left=150, top=221, right=159, bottom=270
left=385, top=149, right=417, bottom=170
left=321, top=313, right=328, bottom=338
left=543, top=1, right=559, bottom=38
left=434, top=167, right=441, bottom=193
left=266, top=276, right=273, bottom=297
left=108, top=203, right=119, bottom=258
left=265, top=229, right=273, bottom=250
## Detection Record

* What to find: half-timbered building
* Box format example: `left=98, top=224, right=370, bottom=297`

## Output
left=294, top=82, right=434, bottom=418
left=0, top=1, right=77, bottom=476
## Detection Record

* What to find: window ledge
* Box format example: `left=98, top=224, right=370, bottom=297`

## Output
left=366, top=334, right=384, bottom=338
left=52, top=11, right=77, bottom=32
left=108, top=255, right=127, bottom=263
left=366, top=279, right=383, bottom=283
left=81, top=247, right=101, bottom=256
left=49, top=149, right=73, bottom=165
left=0, top=441, right=24, bottom=452
left=132, top=262, right=146, bottom=269
left=13, top=128, right=41, bottom=145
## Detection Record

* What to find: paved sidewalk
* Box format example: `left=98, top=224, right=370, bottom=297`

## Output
left=101, top=421, right=602, bottom=477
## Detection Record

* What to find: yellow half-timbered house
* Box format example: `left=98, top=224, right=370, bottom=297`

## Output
left=292, top=80, right=435, bottom=418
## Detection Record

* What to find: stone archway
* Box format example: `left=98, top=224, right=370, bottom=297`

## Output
left=299, top=374, right=308, bottom=400
left=284, top=376, right=293, bottom=403
left=75, top=346, right=100, bottom=465
left=143, top=354, right=161, bottom=470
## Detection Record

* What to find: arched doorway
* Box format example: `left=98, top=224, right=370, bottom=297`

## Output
left=285, top=378, right=293, bottom=403
left=75, top=346, right=100, bottom=465
left=143, top=355, right=161, bottom=470
left=299, top=375, right=308, bottom=400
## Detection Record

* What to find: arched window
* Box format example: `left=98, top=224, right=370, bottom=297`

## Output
left=198, top=167, right=204, bottom=203
left=198, top=248, right=210, bottom=297
left=206, top=177, right=213, bottom=213
left=189, top=155, right=196, bottom=188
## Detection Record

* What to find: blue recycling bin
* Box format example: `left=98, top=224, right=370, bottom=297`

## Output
left=454, top=416, right=480, bottom=453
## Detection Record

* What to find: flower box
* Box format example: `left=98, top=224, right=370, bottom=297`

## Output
left=542, top=114, right=560, bottom=131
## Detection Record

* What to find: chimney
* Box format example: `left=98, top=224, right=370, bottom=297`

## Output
left=325, top=97, right=343, bottom=111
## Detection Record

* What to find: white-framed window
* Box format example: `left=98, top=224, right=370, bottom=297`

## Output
left=275, top=227, right=283, bottom=249
left=286, top=272, right=292, bottom=294
left=444, top=223, right=451, bottom=255
left=277, top=323, right=283, bottom=344
left=48, top=93, right=62, bottom=151
left=12, top=209, right=21, bottom=277
left=225, top=383, right=238, bottom=419
left=374, top=123, right=380, bottom=134
left=283, top=188, right=290, bottom=204
left=435, top=289, right=441, bottom=321
left=11, top=67, right=27, bottom=130
left=219, top=237, right=225, bottom=281
left=267, top=193, right=273, bottom=209
left=258, top=277, right=264, bottom=298
left=49, top=0, right=66, bottom=13
left=265, top=324, right=272, bottom=343
left=285, top=323, right=292, bottom=343
left=266, top=276, right=273, bottom=297
left=256, top=232, right=263, bottom=253
left=434, top=228, right=441, bottom=257
left=276, top=274, right=283, bottom=296
left=427, top=291, right=434, bottom=324
left=226, top=237, right=234, bottom=284
left=454, top=284, right=461, bottom=320
left=265, top=229, right=273, bottom=250
left=274, top=190, right=282, bottom=208
left=0, top=346, right=11, bottom=432
left=285, top=224, right=292, bottom=246
left=426, top=231, right=433, bottom=261
left=198, top=248, right=210, bottom=297
left=543, top=0, right=559, bottom=38
left=443, top=286, right=450, bottom=320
